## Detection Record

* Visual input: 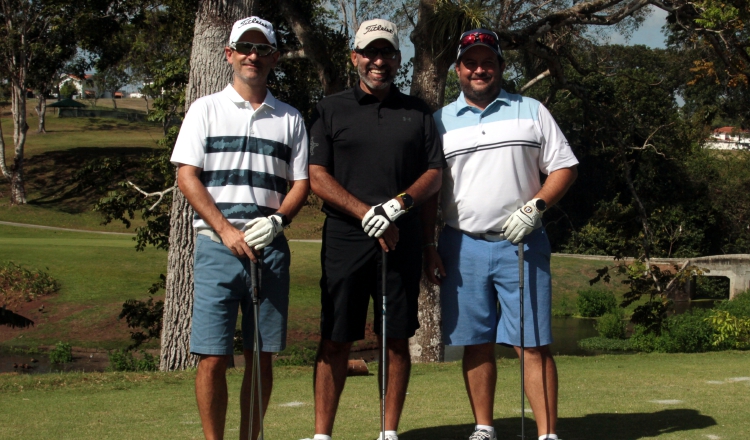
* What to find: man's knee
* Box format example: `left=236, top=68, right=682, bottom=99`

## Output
left=198, top=355, right=231, bottom=375
left=517, top=345, right=554, bottom=361
left=317, top=339, right=352, bottom=361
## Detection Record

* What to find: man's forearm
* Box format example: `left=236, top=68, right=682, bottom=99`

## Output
left=309, top=164, right=370, bottom=220
left=535, top=166, right=578, bottom=207
left=402, top=168, right=442, bottom=207
left=277, top=179, right=310, bottom=220
left=177, top=165, right=235, bottom=234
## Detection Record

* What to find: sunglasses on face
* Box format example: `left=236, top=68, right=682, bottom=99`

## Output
left=231, top=42, right=277, bottom=56
left=459, top=32, right=499, bottom=49
left=354, top=47, right=400, bottom=60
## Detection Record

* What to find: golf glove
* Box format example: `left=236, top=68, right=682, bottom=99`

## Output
left=503, top=198, right=544, bottom=244
left=362, top=198, right=405, bottom=238
left=244, top=214, right=284, bottom=249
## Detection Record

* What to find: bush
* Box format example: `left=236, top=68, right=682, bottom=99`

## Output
left=705, top=310, right=750, bottom=349
left=0, top=261, right=60, bottom=305
left=108, top=349, right=158, bottom=372
left=596, top=310, right=627, bottom=339
left=274, top=346, right=317, bottom=367
left=630, top=325, right=659, bottom=352
left=657, top=309, right=715, bottom=353
left=576, top=288, right=617, bottom=317
left=48, top=342, right=73, bottom=364
left=578, top=337, right=633, bottom=351
left=715, top=289, right=750, bottom=319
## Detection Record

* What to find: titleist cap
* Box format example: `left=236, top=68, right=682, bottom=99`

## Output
left=354, top=19, right=399, bottom=50
left=229, top=16, right=276, bottom=46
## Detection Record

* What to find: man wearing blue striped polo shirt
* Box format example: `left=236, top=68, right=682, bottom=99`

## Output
left=171, top=16, right=309, bottom=440
left=424, top=29, right=578, bottom=440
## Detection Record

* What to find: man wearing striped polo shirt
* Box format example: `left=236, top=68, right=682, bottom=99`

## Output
left=170, top=16, right=309, bottom=440
left=424, top=29, right=578, bottom=440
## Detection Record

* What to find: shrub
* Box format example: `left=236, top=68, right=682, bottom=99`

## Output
left=705, top=310, right=750, bottom=349
left=576, top=288, right=617, bottom=317
left=0, top=261, right=60, bottom=305
left=48, top=342, right=73, bottom=364
left=630, top=325, right=659, bottom=352
left=108, top=349, right=158, bottom=372
left=578, top=337, right=633, bottom=351
left=596, top=310, right=627, bottom=339
left=274, top=346, right=317, bottom=367
left=715, top=289, right=750, bottom=319
left=657, top=309, right=715, bottom=353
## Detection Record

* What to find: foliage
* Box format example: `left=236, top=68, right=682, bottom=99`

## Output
left=577, top=336, right=632, bottom=351
left=274, top=345, right=317, bottom=367
left=705, top=309, right=750, bottom=350
left=92, top=65, right=130, bottom=109
left=596, top=309, right=627, bottom=339
left=576, top=288, right=616, bottom=317
left=0, top=261, right=60, bottom=306
left=694, top=276, right=730, bottom=299
left=715, top=290, right=750, bottom=319
left=629, top=325, right=659, bottom=352
left=119, top=296, right=164, bottom=350
left=48, top=342, right=73, bottom=364
left=59, top=82, right=78, bottom=99
left=107, top=349, right=159, bottom=372
left=658, top=309, right=715, bottom=353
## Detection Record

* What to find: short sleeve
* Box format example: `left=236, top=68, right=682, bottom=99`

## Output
left=170, top=99, right=208, bottom=168
left=308, top=102, right=333, bottom=168
left=536, top=103, right=578, bottom=174
left=288, top=112, right=309, bottom=181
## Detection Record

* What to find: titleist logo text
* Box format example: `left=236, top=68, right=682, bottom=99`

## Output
left=364, top=24, right=394, bottom=34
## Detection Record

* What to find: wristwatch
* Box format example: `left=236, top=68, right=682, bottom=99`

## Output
left=534, top=198, right=547, bottom=213
left=397, top=193, right=414, bottom=211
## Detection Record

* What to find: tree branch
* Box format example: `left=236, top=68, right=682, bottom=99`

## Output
left=127, top=181, right=177, bottom=211
left=520, top=69, right=550, bottom=92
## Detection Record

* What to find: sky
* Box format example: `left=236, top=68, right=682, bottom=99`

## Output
left=601, top=6, right=669, bottom=48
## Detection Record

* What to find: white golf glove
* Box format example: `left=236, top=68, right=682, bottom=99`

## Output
left=243, top=214, right=284, bottom=249
left=361, top=198, right=405, bottom=238
left=503, top=198, right=544, bottom=244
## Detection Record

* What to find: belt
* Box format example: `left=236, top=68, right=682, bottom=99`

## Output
left=197, top=229, right=222, bottom=243
left=463, top=230, right=507, bottom=242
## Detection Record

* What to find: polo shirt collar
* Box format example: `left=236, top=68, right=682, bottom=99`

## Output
left=353, top=83, right=402, bottom=104
left=456, top=89, right=510, bottom=115
left=222, top=84, right=276, bottom=110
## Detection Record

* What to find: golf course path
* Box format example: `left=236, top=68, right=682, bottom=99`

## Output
left=0, top=220, right=323, bottom=242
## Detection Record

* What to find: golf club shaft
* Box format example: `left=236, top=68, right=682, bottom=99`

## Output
left=518, top=242, right=525, bottom=439
left=251, top=256, right=264, bottom=440
left=381, top=248, right=387, bottom=439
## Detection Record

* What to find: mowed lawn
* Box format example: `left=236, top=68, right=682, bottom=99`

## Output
left=0, top=351, right=748, bottom=439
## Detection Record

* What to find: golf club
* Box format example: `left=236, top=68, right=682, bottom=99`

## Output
left=518, top=242, right=525, bottom=439
left=380, top=248, right=388, bottom=440
left=247, top=253, right=264, bottom=440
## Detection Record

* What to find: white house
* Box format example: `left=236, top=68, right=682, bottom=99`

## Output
left=704, top=127, right=750, bottom=150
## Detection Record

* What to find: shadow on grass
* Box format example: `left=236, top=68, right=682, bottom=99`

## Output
left=23, top=146, right=159, bottom=212
left=400, top=409, right=716, bottom=440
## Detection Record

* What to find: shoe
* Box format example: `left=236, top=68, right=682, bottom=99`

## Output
left=375, top=433, right=398, bottom=440
left=468, top=428, right=497, bottom=440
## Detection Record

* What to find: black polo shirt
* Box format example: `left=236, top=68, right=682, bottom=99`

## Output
left=309, top=84, right=444, bottom=219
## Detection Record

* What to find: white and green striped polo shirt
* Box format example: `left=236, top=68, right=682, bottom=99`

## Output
left=171, top=85, right=308, bottom=230
left=434, top=89, right=578, bottom=235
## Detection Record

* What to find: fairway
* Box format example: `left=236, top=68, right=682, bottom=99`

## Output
left=0, top=351, right=747, bottom=439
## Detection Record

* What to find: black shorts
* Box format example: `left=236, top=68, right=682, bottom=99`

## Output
left=319, top=214, right=422, bottom=342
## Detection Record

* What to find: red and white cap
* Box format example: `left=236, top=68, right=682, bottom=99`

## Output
left=229, top=16, right=276, bottom=47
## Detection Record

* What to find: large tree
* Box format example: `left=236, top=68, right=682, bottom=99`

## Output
left=160, top=0, right=256, bottom=371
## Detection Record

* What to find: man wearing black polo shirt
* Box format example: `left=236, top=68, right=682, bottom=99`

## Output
left=302, top=19, right=444, bottom=440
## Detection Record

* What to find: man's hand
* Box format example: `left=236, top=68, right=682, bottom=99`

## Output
left=244, top=214, right=284, bottom=250
left=362, top=198, right=405, bottom=238
left=503, top=198, right=544, bottom=244
left=219, top=228, right=258, bottom=262
left=423, top=246, right=445, bottom=285
left=377, top=223, right=399, bottom=251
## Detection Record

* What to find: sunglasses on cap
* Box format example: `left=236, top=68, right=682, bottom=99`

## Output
left=231, top=42, right=277, bottom=56
left=459, top=30, right=499, bottom=50
left=354, top=46, right=400, bottom=60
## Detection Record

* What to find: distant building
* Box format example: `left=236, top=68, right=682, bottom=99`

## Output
left=59, top=73, right=94, bottom=98
left=704, top=127, right=750, bottom=150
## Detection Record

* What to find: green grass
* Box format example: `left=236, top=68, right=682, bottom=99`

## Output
left=0, top=351, right=747, bottom=439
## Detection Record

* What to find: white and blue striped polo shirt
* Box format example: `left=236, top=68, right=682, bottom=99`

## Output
left=171, top=85, right=309, bottom=230
left=434, top=89, right=578, bottom=234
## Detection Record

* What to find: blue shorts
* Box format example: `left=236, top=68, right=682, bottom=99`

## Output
left=190, top=233, right=290, bottom=355
left=438, top=226, right=553, bottom=347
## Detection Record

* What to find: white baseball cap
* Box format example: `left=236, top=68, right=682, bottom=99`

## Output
left=354, top=19, right=399, bottom=50
left=229, top=16, right=276, bottom=46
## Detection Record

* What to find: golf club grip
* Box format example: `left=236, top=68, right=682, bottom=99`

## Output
left=251, top=259, right=259, bottom=301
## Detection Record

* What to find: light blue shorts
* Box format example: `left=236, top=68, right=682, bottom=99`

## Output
left=438, top=226, right=553, bottom=347
left=190, top=234, right=290, bottom=355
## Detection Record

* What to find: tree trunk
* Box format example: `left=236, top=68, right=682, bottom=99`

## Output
left=35, top=92, right=46, bottom=133
left=407, top=0, right=455, bottom=363
left=160, top=0, right=256, bottom=372
left=10, top=81, right=28, bottom=205
left=112, top=95, right=118, bottom=110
